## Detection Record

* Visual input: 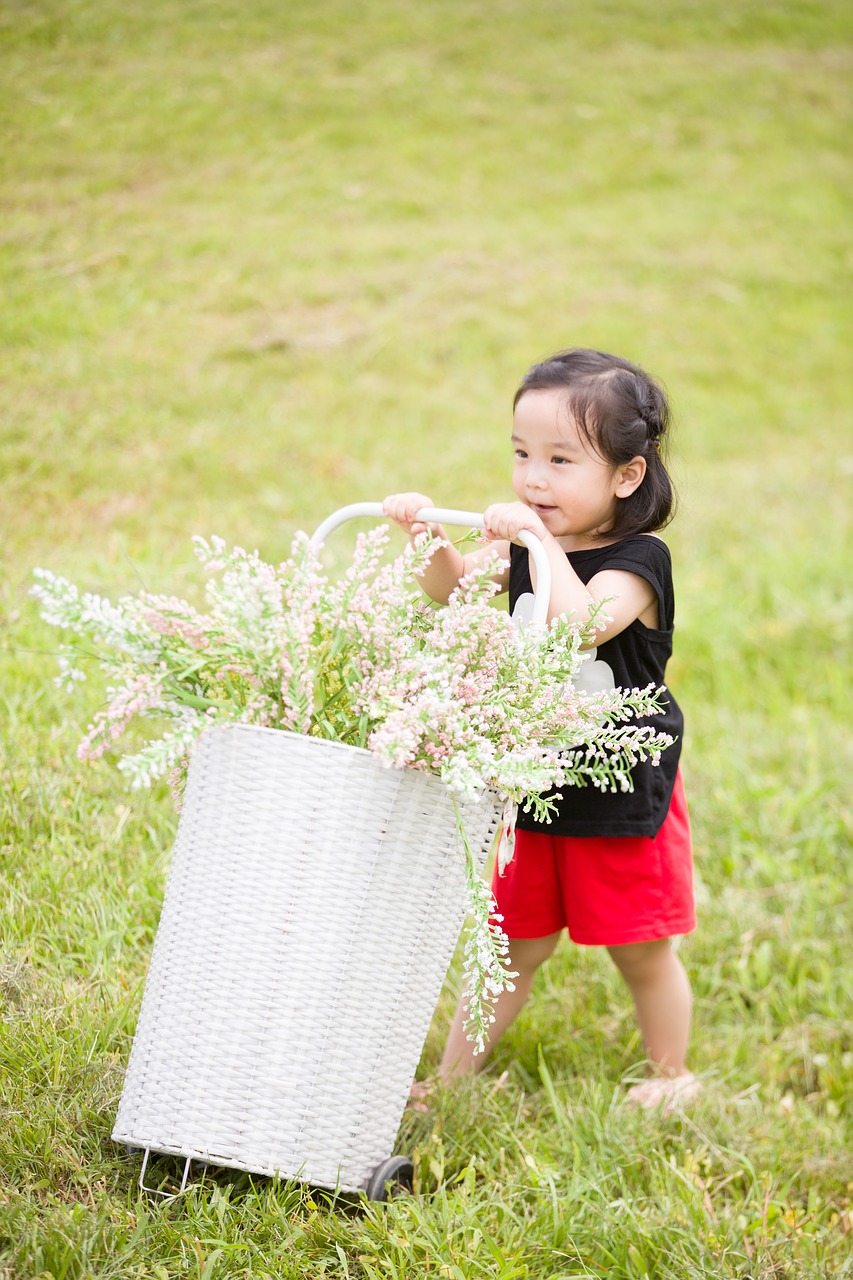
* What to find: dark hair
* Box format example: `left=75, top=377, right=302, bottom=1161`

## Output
left=514, top=347, right=675, bottom=539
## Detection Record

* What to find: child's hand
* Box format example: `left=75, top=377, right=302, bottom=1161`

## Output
left=382, top=492, right=440, bottom=538
left=483, top=502, right=548, bottom=545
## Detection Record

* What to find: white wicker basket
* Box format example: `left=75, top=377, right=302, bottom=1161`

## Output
left=113, top=723, right=500, bottom=1194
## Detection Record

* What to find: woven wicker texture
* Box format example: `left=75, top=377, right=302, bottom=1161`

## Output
left=113, top=724, right=499, bottom=1192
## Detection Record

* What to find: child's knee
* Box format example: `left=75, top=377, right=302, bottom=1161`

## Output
left=607, top=937, right=673, bottom=983
left=508, top=931, right=562, bottom=974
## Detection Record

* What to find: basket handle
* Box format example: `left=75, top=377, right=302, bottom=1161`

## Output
left=309, top=502, right=552, bottom=628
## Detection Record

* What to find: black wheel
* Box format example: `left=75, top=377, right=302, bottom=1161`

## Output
left=365, top=1154, right=414, bottom=1202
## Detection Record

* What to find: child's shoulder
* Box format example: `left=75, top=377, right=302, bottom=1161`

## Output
left=606, top=532, right=672, bottom=561
left=598, top=534, right=674, bottom=586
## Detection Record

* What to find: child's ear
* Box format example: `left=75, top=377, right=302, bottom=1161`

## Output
left=615, top=456, right=646, bottom=498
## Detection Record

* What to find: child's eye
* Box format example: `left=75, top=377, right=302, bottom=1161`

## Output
left=551, top=456, right=571, bottom=465
left=514, top=449, right=528, bottom=460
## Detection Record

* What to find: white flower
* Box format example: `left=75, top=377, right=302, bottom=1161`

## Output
left=34, top=529, right=674, bottom=1048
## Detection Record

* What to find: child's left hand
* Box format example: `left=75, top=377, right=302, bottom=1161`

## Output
left=483, top=502, right=548, bottom=545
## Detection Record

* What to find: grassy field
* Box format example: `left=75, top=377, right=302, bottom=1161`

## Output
left=2, top=1, right=852, bottom=1276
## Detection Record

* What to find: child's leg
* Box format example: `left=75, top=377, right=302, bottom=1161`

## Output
left=607, top=938, right=692, bottom=1071
left=606, top=937, right=699, bottom=1109
left=438, top=932, right=562, bottom=1080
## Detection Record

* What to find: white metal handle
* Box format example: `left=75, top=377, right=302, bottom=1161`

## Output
left=309, top=502, right=551, bottom=628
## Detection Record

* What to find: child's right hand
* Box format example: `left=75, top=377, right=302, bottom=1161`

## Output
left=382, top=492, right=440, bottom=537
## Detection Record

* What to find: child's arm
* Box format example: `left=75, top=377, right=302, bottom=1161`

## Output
left=383, top=493, right=511, bottom=604
left=482, top=502, right=658, bottom=642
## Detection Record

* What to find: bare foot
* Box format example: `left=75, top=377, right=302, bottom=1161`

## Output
left=626, top=1072, right=701, bottom=1116
left=406, top=1080, right=434, bottom=1114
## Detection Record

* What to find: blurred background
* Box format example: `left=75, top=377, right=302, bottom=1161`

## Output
left=2, top=1, right=851, bottom=1270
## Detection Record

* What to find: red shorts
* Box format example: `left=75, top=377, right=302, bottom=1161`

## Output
left=491, top=771, right=695, bottom=946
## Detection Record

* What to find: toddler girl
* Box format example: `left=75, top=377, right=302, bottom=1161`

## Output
left=384, top=347, right=698, bottom=1112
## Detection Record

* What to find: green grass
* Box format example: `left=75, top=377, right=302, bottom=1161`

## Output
left=2, top=0, right=852, bottom=1276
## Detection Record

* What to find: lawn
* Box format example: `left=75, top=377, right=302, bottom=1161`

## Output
left=1, top=1, right=851, bottom=1276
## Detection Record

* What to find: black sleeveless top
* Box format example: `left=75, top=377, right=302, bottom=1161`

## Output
left=509, top=536, right=683, bottom=838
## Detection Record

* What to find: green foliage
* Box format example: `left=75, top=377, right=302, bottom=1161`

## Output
left=2, top=0, right=851, bottom=1276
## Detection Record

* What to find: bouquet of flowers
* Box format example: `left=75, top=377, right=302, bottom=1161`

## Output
left=32, top=527, right=673, bottom=1049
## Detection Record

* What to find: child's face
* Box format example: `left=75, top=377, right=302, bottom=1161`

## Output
left=511, top=388, right=624, bottom=546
